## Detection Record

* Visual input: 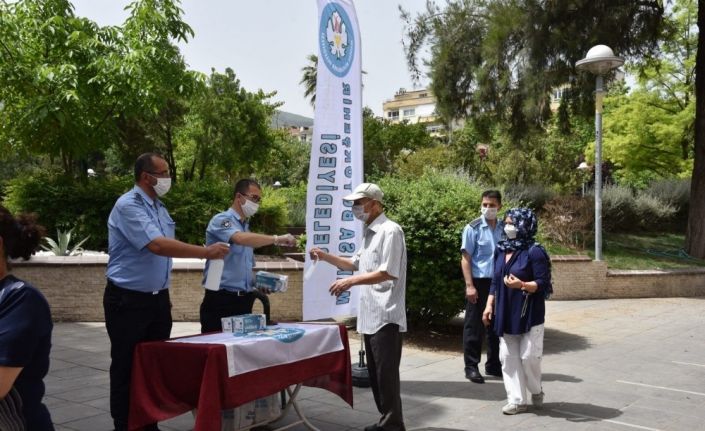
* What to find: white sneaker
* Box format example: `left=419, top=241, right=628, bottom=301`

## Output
left=502, top=403, right=528, bottom=415
left=531, top=391, right=544, bottom=408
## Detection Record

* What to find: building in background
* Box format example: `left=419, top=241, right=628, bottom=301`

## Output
left=271, top=110, right=314, bottom=143
left=382, top=88, right=448, bottom=136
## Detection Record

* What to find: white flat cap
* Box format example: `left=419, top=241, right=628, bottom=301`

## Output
left=343, top=183, right=384, bottom=202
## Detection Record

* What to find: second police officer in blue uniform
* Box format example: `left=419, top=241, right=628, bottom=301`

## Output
left=460, top=190, right=504, bottom=383
left=199, top=179, right=296, bottom=333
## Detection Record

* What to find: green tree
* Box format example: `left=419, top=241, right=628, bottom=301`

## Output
left=0, top=0, right=195, bottom=177
left=686, top=0, right=705, bottom=258
left=362, top=107, right=434, bottom=178
left=0, top=0, right=123, bottom=174
left=177, top=68, right=280, bottom=180
left=255, top=131, right=311, bottom=187
left=300, top=54, right=317, bottom=108
left=401, top=0, right=665, bottom=137
left=591, top=0, right=696, bottom=188
left=110, top=0, right=197, bottom=180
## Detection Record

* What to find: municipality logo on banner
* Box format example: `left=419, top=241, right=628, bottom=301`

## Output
left=319, top=3, right=355, bottom=77
left=303, top=0, right=363, bottom=321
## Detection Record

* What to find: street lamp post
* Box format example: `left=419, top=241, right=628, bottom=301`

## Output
left=576, top=45, right=623, bottom=261
left=577, top=162, right=590, bottom=197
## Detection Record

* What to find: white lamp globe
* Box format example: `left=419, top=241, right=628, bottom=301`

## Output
left=576, top=45, right=624, bottom=75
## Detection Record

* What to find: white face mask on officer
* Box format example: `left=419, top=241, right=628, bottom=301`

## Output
left=481, top=206, right=498, bottom=220
left=150, top=176, right=172, bottom=197
left=241, top=198, right=259, bottom=218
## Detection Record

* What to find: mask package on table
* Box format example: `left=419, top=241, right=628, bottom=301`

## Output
left=255, top=271, right=289, bottom=292
left=221, top=313, right=266, bottom=334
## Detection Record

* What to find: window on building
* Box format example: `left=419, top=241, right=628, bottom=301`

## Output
left=419, top=93, right=428, bottom=98
left=387, top=110, right=399, bottom=119
left=403, top=108, right=415, bottom=117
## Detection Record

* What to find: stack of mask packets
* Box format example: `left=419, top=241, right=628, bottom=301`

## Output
left=255, top=271, right=289, bottom=292
left=221, top=313, right=266, bottom=334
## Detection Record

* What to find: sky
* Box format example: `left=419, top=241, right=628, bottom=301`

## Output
left=70, top=0, right=435, bottom=118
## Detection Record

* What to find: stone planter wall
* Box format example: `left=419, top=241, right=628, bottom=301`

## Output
left=10, top=254, right=705, bottom=322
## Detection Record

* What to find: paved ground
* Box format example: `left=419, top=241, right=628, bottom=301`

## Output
left=46, top=298, right=705, bottom=431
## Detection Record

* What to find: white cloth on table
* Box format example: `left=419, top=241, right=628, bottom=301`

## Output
left=170, top=323, right=343, bottom=377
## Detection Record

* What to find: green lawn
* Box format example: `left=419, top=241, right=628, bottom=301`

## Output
left=545, top=233, right=705, bottom=270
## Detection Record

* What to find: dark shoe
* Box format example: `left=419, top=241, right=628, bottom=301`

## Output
left=485, top=366, right=503, bottom=377
left=465, top=368, right=485, bottom=383
left=364, top=425, right=383, bottom=431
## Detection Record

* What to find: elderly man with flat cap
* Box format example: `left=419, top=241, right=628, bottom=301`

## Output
left=310, top=183, right=407, bottom=431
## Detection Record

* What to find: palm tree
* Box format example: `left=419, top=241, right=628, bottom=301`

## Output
left=300, top=54, right=318, bottom=108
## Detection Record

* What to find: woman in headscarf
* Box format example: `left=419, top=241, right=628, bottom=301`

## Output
left=482, top=207, right=551, bottom=415
left=0, top=205, right=54, bottom=430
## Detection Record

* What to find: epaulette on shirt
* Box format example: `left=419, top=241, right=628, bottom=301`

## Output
left=468, top=217, right=483, bottom=229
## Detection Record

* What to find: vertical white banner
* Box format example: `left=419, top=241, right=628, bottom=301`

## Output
left=303, top=0, right=363, bottom=320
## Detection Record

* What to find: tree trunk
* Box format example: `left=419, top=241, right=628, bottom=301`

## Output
left=685, top=0, right=705, bottom=259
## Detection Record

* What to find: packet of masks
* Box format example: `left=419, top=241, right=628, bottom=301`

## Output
left=221, top=313, right=266, bottom=334
left=255, top=271, right=288, bottom=293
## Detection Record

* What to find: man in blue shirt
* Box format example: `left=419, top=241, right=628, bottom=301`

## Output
left=200, top=178, right=296, bottom=333
left=460, top=190, right=504, bottom=383
left=104, top=153, right=229, bottom=431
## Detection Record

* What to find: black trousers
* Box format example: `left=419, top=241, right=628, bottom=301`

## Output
left=103, top=281, right=172, bottom=431
left=364, top=324, right=405, bottom=431
left=199, top=289, right=256, bottom=333
left=463, top=278, right=501, bottom=372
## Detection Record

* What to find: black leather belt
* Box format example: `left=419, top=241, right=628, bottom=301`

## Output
left=207, top=289, right=251, bottom=297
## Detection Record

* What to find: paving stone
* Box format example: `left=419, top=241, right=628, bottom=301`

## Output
left=44, top=298, right=705, bottom=431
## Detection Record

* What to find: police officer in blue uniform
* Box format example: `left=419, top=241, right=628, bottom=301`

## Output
left=104, top=153, right=229, bottom=431
left=199, top=178, right=296, bottom=333
left=460, top=190, right=504, bottom=383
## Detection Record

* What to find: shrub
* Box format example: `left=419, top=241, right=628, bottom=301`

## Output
left=600, top=184, right=639, bottom=232
left=161, top=179, right=232, bottom=245
left=3, top=175, right=290, bottom=251
left=249, top=186, right=288, bottom=235
left=644, top=179, right=690, bottom=230
left=541, top=196, right=593, bottom=249
left=504, top=183, right=555, bottom=212
left=3, top=173, right=132, bottom=251
left=379, top=172, right=504, bottom=327
left=272, top=182, right=307, bottom=227
left=633, top=193, right=677, bottom=229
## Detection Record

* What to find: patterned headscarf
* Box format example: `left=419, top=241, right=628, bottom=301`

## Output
left=497, top=207, right=539, bottom=252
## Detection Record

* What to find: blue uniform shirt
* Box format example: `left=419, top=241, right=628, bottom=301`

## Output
left=203, top=208, right=255, bottom=292
left=106, top=186, right=175, bottom=292
left=460, top=216, right=504, bottom=278
left=0, top=275, right=54, bottom=430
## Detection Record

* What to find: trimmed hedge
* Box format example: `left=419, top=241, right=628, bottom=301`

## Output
left=380, top=172, right=498, bottom=326
left=3, top=173, right=133, bottom=251
left=2, top=175, right=289, bottom=251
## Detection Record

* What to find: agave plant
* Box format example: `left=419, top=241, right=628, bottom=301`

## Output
left=41, top=228, right=90, bottom=256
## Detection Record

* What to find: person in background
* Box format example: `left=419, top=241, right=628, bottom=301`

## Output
left=482, top=208, right=550, bottom=415
left=104, top=152, right=230, bottom=431
left=199, top=178, right=296, bottom=333
left=310, top=183, right=407, bottom=431
left=460, top=190, right=504, bottom=383
left=0, top=205, right=54, bottom=430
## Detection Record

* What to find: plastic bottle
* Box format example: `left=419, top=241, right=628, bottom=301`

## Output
left=204, top=259, right=224, bottom=291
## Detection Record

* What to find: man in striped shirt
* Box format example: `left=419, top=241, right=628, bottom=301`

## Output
left=310, top=183, right=407, bottom=431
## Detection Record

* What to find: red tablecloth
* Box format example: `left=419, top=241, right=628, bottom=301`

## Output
left=128, top=324, right=353, bottom=431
